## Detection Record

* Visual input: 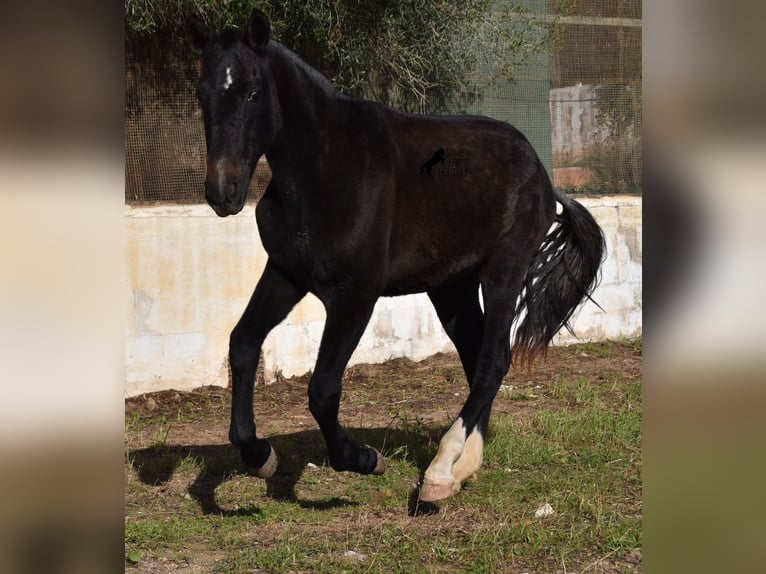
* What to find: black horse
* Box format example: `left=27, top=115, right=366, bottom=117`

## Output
left=187, top=9, right=604, bottom=502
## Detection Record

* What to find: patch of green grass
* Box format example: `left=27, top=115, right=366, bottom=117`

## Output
left=176, top=453, right=205, bottom=473
left=578, top=339, right=616, bottom=358
left=125, top=411, right=159, bottom=439
left=151, top=416, right=172, bottom=447
left=476, top=375, right=642, bottom=567
left=550, top=375, right=604, bottom=407
left=125, top=516, right=214, bottom=548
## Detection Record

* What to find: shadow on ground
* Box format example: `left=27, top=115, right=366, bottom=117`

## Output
left=128, top=426, right=443, bottom=516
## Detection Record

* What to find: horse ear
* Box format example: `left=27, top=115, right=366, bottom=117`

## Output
left=187, top=16, right=213, bottom=54
left=247, top=8, right=271, bottom=53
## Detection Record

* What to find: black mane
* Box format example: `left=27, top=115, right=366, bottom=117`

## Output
left=270, top=42, right=341, bottom=98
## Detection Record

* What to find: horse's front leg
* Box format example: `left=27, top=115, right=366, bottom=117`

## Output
left=229, top=261, right=306, bottom=477
left=307, top=295, right=385, bottom=475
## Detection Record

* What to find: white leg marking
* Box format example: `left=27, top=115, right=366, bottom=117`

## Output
left=424, top=418, right=466, bottom=483
left=420, top=418, right=469, bottom=501
left=451, top=427, right=484, bottom=488
left=421, top=419, right=486, bottom=501
left=223, top=67, right=233, bottom=90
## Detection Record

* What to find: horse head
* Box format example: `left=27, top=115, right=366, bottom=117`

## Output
left=187, top=9, right=278, bottom=217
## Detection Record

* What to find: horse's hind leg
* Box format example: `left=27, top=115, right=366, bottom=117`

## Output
left=229, top=261, right=306, bottom=477
left=428, top=274, right=484, bottom=385
left=427, top=274, right=491, bottom=491
left=307, top=295, right=385, bottom=475
left=421, top=232, right=545, bottom=501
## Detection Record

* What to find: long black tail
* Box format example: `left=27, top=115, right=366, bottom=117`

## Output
left=512, top=188, right=606, bottom=366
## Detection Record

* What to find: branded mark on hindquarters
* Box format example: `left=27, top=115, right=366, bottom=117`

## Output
left=418, top=148, right=445, bottom=176
left=418, top=148, right=471, bottom=177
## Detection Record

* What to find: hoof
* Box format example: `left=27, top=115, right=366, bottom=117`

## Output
left=371, top=447, right=386, bottom=475
left=419, top=478, right=455, bottom=502
left=244, top=445, right=278, bottom=479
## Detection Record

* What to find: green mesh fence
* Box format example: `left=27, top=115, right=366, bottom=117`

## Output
left=125, top=1, right=641, bottom=204
left=547, top=1, right=642, bottom=194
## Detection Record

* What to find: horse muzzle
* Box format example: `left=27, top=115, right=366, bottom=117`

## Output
left=204, top=159, right=248, bottom=217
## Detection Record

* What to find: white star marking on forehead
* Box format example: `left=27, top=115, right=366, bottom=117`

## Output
left=223, top=67, right=233, bottom=90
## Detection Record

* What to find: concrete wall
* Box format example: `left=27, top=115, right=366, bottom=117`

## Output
left=125, top=196, right=641, bottom=397
left=550, top=84, right=606, bottom=165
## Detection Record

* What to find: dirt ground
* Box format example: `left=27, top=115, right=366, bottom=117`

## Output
left=126, top=341, right=641, bottom=446
left=126, top=340, right=641, bottom=573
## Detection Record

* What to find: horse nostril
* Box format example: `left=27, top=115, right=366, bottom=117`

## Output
left=204, top=179, right=222, bottom=205
left=224, top=182, right=238, bottom=203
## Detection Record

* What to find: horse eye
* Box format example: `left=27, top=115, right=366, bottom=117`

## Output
left=247, top=90, right=260, bottom=102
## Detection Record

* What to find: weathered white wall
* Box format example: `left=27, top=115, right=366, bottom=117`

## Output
left=550, top=83, right=605, bottom=164
left=553, top=196, right=642, bottom=344
left=125, top=196, right=641, bottom=397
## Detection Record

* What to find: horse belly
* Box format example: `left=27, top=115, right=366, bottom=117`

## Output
left=383, top=231, right=495, bottom=296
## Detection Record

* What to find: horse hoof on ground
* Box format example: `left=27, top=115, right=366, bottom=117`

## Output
left=418, top=478, right=456, bottom=502
left=370, top=447, right=386, bottom=475
left=245, top=446, right=278, bottom=479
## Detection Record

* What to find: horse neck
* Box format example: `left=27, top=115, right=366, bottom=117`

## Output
left=266, top=50, right=336, bottom=178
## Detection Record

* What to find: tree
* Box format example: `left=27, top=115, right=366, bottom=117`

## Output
left=125, top=0, right=555, bottom=112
